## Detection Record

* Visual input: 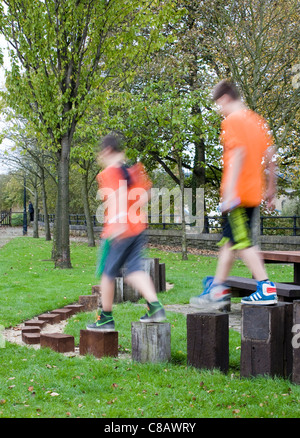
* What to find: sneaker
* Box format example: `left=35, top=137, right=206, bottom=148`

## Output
left=190, top=279, right=231, bottom=310
left=241, top=280, right=277, bottom=305
left=86, top=313, right=115, bottom=331
left=140, top=302, right=166, bottom=323
left=189, top=276, right=215, bottom=306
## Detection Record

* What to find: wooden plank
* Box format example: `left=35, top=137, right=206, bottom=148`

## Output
left=226, top=276, right=300, bottom=298
left=259, top=250, right=300, bottom=263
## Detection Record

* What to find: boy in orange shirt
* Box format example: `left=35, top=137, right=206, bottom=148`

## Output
left=190, top=80, right=278, bottom=308
left=87, top=134, right=165, bottom=331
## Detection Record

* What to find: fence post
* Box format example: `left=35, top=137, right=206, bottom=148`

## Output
left=260, top=216, right=264, bottom=235
left=293, top=215, right=297, bottom=236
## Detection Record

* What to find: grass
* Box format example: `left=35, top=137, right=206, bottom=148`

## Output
left=0, top=236, right=300, bottom=419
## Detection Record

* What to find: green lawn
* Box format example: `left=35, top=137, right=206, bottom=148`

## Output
left=0, top=236, right=299, bottom=419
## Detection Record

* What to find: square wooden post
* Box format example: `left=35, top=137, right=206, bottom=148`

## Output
left=240, top=304, right=288, bottom=378
left=79, top=330, right=118, bottom=358
left=187, top=312, right=229, bottom=373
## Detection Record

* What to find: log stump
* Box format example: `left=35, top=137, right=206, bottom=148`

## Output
left=131, top=322, right=171, bottom=363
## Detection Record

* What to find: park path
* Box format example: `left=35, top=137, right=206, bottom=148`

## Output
left=0, top=226, right=46, bottom=249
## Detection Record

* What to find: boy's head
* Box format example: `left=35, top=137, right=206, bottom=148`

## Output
left=97, top=134, right=124, bottom=167
left=212, top=80, right=241, bottom=117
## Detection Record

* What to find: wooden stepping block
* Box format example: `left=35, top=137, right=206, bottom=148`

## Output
left=187, top=312, right=229, bottom=373
left=79, top=295, right=98, bottom=311
left=79, top=330, right=118, bottom=358
left=40, top=333, right=75, bottom=353
left=24, top=319, right=46, bottom=328
left=22, top=332, right=41, bottom=344
left=21, top=326, right=41, bottom=334
left=38, top=313, right=61, bottom=324
left=64, top=304, right=85, bottom=315
left=91, top=285, right=102, bottom=306
left=240, top=303, right=291, bottom=378
left=50, top=308, right=74, bottom=320
left=131, top=322, right=171, bottom=363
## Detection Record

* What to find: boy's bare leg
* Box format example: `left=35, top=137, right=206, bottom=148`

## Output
left=238, top=245, right=268, bottom=281
left=100, top=273, right=115, bottom=312
left=125, top=271, right=158, bottom=303
left=214, top=241, right=236, bottom=284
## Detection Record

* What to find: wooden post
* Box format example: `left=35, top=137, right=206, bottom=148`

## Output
left=187, top=312, right=229, bottom=373
left=131, top=322, right=171, bottom=363
left=159, top=263, right=166, bottom=292
left=240, top=304, right=287, bottom=378
left=79, top=330, right=118, bottom=358
left=142, top=258, right=160, bottom=293
left=92, top=285, right=102, bottom=307
left=114, top=277, right=124, bottom=303
left=79, top=295, right=98, bottom=311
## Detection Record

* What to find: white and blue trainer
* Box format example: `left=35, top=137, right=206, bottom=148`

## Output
left=241, top=280, right=278, bottom=305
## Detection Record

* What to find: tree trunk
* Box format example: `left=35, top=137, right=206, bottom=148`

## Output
left=33, top=175, right=39, bottom=239
left=52, top=134, right=72, bottom=268
left=178, top=156, right=188, bottom=261
left=40, top=167, right=51, bottom=241
left=81, top=171, right=95, bottom=247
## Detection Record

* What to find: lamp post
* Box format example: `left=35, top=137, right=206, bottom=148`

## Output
left=23, top=175, right=27, bottom=236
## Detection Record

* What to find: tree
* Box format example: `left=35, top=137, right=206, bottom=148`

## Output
left=0, top=0, right=174, bottom=267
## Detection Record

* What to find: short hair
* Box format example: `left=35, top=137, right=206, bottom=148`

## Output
left=212, top=80, right=240, bottom=101
left=100, top=134, right=122, bottom=153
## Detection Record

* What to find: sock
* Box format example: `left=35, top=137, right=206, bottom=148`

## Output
left=102, top=310, right=113, bottom=317
left=148, top=301, right=162, bottom=312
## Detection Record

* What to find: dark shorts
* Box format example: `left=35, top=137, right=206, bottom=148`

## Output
left=101, top=232, right=147, bottom=279
left=218, top=206, right=256, bottom=250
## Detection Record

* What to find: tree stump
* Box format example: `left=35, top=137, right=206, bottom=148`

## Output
left=131, top=322, right=171, bottom=363
left=187, top=312, right=229, bottom=373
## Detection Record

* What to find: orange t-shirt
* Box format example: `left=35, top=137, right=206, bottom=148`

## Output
left=96, top=162, right=152, bottom=239
left=220, top=109, right=273, bottom=207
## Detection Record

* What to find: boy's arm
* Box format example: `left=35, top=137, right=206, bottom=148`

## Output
left=263, top=145, right=277, bottom=209
left=221, top=146, right=245, bottom=213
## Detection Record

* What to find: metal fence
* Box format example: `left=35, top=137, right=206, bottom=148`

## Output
left=0, top=210, right=12, bottom=226
left=35, top=213, right=300, bottom=236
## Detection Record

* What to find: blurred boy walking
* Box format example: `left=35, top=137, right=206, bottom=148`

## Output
left=87, top=134, right=165, bottom=331
left=190, top=80, right=278, bottom=308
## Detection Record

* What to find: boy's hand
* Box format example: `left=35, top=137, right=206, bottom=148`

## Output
left=264, top=187, right=276, bottom=210
left=220, top=196, right=241, bottom=214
